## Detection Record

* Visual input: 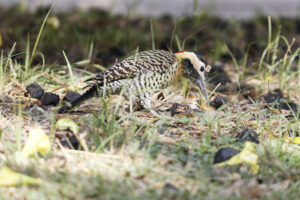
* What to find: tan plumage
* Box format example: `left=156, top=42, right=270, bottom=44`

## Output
left=89, top=50, right=177, bottom=86
left=58, top=50, right=208, bottom=115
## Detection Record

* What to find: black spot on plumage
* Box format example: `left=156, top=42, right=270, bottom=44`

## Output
left=182, top=58, right=199, bottom=80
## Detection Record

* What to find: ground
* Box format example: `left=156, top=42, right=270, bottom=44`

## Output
left=0, top=5, right=300, bottom=200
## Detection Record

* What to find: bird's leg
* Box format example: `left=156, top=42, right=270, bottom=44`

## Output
left=140, top=93, right=160, bottom=117
left=123, top=89, right=142, bottom=112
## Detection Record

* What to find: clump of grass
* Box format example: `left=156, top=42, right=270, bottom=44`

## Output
left=257, top=16, right=300, bottom=88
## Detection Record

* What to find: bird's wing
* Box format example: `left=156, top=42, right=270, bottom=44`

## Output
left=90, top=50, right=176, bottom=86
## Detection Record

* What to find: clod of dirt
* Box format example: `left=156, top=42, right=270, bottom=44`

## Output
left=261, top=89, right=284, bottom=103
left=213, top=147, right=240, bottom=164
left=240, top=85, right=258, bottom=99
left=63, top=91, right=80, bottom=102
left=42, top=92, right=60, bottom=106
left=210, top=74, right=232, bottom=86
left=26, top=83, right=44, bottom=100
left=288, top=130, right=300, bottom=137
left=236, top=129, right=259, bottom=144
left=56, top=133, right=80, bottom=149
left=209, top=62, right=232, bottom=86
left=169, top=103, right=187, bottom=116
left=210, top=95, right=228, bottom=109
left=163, top=183, right=178, bottom=191
left=261, top=89, right=298, bottom=113
left=209, top=62, right=225, bottom=74
left=208, top=63, right=233, bottom=94
left=278, top=102, right=298, bottom=114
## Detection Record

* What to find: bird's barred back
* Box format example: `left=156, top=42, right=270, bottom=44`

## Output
left=91, top=50, right=176, bottom=86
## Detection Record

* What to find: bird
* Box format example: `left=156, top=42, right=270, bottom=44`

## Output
left=58, top=50, right=209, bottom=115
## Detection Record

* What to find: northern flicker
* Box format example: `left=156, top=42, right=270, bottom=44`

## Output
left=58, top=50, right=209, bottom=115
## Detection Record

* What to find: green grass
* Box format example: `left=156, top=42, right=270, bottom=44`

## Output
left=0, top=6, right=300, bottom=200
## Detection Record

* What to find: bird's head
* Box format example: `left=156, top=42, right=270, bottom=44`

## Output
left=175, top=50, right=210, bottom=101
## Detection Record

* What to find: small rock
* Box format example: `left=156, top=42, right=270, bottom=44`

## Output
left=41, top=92, right=60, bottom=106
left=210, top=62, right=225, bottom=73
left=261, top=89, right=298, bottom=113
left=288, top=130, right=300, bottom=137
left=169, top=103, right=187, bottom=116
left=163, top=183, right=178, bottom=191
left=210, top=96, right=228, bottom=109
left=241, top=85, right=258, bottom=99
left=213, top=147, right=240, bottom=164
left=278, top=102, right=298, bottom=114
left=261, top=89, right=284, bottom=103
left=26, top=83, right=44, bottom=100
left=236, top=129, right=259, bottom=144
left=56, top=133, right=80, bottom=149
left=63, top=91, right=80, bottom=102
left=210, top=74, right=231, bottom=85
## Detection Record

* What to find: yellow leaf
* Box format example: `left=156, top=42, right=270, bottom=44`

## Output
left=0, top=166, right=42, bottom=186
left=56, top=118, right=79, bottom=134
left=289, top=137, right=300, bottom=144
left=216, top=142, right=259, bottom=174
left=22, top=127, right=51, bottom=157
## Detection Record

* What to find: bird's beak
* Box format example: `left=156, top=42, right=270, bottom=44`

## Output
left=197, top=78, right=208, bottom=101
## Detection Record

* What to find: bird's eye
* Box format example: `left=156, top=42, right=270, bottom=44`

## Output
left=200, top=66, right=205, bottom=72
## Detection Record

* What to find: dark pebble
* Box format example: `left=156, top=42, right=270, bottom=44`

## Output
left=288, top=130, right=300, bottom=137
left=240, top=85, right=257, bottom=99
left=56, top=133, right=80, bottom=149
left=63, top=91, right=80, bottom=102
left=278, top=102, right=298, bottom=114
left=261, top=88, right=284, bottom=103
left=163, top=183, right=178, bottom=191
left=26, top=83, right=44, bottom=100
left=210, top=96, right=228, bottom=109
left=210, top=62, right=225, bottom=73
left=209, top=74, right=231, bottom=85
left=58, top=105, right=69, bottom=113
left=42, top=92, right=60, bottom=106
left=169, top=103, right=186, bottom=116
left=213, top=147, right=240, bottom=164
left=261, top=89, right=298, bottom=113
left=236, top=129, right=259, bottom=144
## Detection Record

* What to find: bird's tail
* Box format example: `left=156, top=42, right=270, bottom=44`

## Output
left=58, top=84, right=99, bottom=113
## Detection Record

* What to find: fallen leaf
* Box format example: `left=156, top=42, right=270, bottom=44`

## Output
left=22, top=127, right=51, bottom=157
left=289, top=137, right=300, bottom=144
left=56, top=118, right=79, bottom=134
left=0, top=166, right=42, bottom=186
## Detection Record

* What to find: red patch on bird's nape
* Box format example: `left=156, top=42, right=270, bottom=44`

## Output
left=175, top=50, right=187, bottom=54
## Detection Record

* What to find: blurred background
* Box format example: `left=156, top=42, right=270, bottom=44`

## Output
left=0, top=0, right=299, bottom=67
left=0, top=0, right=299, bottom=18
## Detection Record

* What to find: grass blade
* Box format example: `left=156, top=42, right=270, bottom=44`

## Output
left=28, top=5, right=53, bottom=69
